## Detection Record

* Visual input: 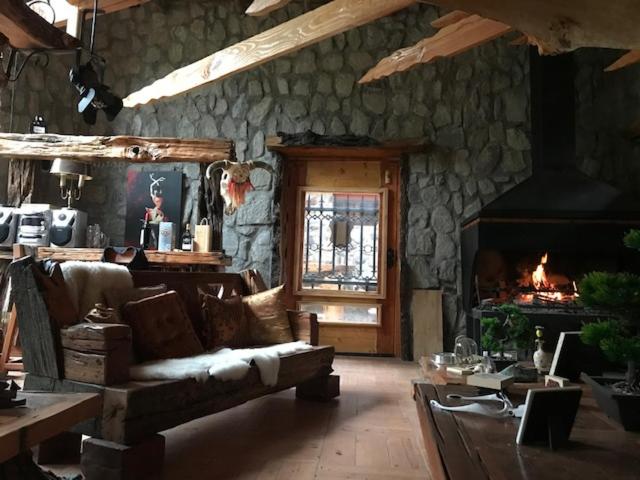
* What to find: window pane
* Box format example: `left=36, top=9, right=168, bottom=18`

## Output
left=300, top=191, right=381, bottom=294
left=299, top=303, right=379, bottom=325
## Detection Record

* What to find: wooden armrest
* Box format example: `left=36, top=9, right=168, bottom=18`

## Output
left=287, top=310, right=319, bottom=346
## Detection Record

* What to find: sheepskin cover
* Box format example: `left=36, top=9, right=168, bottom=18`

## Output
left=60, top=261, right=133, bottom=318
left=129, top=341, right=314, bottom=386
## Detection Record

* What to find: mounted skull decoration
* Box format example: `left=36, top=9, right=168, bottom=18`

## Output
left=206, top=160, right=274, bottom=215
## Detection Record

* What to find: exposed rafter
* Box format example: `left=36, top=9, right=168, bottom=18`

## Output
left=360, top=14, right=511, bottom=83
left=0, top=134, right=234, bottom=164
left=605, top=50, right=640, bottom=72
left=123, top=0, right=417, bottom=108
left=430, top=10, right=470, bottom=29
left=245, top=0, right=293, bottom=16
left=421, top=0, right=640, bottom=52
left=0, top=0, right=80, bottom=50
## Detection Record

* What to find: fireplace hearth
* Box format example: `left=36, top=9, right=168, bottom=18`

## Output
left=463, top=49, right=640, bottom=349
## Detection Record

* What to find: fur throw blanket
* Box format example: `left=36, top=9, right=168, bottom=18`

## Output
left=60, top=261, right=133, bottom=318
left=130, top=341, right=314, bottom=386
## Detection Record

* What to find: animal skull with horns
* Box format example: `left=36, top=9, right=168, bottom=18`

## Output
left=206, top=160, right=274, bottom=215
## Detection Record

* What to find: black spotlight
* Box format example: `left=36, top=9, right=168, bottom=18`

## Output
left=69, top=60, right=123, bottom=125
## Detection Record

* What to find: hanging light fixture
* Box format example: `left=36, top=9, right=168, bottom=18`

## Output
left=49, top=159, right=93, bottom=208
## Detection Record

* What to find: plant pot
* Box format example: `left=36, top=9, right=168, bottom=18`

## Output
left=581, top=373, right=640, bottom=431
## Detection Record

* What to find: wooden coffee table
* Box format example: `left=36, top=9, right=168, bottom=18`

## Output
left=414, top=380, right=640, bottom=480
left=0, top=392, right=100, bottom=464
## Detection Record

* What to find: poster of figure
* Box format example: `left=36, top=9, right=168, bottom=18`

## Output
left=124, top=169, right=182, bottom=248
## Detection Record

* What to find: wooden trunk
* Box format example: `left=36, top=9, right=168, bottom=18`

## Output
left=61, top=324, right=132, bottom=386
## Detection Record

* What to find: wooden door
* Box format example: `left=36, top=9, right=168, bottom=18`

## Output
left=280, top=153, right=401, bottom=355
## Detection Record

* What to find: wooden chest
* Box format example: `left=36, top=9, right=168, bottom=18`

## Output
left=61, top=323, right=131, bottom=386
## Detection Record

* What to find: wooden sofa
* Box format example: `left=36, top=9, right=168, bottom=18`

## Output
left=10, top=256, right=338, bottom=478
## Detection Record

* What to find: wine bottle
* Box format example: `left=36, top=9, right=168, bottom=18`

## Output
left=140, top=212, right=151, bottom=249
left=181, top=223, right=193, bottom=251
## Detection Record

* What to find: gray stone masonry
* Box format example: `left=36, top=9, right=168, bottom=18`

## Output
left=4, top=1, right=637, bottom=356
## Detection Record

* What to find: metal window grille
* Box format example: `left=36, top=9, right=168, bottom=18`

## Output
left=301, top=192, right=380, bottom=293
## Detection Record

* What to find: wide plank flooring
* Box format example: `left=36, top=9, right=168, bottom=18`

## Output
left=46, top=356, right=431, bottom=479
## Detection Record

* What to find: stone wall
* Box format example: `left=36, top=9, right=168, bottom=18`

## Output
left=575, top=49, right=640, bottom=198
left=6, top=0, right=536, bottom=355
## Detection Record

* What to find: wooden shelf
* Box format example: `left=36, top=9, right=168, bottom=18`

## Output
left=267, top=136, right=428, bottom=159
left=31, top=248, right=232, bottom=267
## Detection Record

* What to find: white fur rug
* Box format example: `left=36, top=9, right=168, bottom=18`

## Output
left=60, top=261, right=133, bottom=318
left=130, top=341, right=314, bottom=386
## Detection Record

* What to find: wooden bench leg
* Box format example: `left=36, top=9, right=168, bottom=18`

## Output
left=36, top=431, right=82, bottom=465
left=81, top=434, right=165, bottom=480
left=296, top=374, right=340, bottom=402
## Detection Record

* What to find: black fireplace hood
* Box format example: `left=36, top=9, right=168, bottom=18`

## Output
left=465, top=49, right=638, bottom=223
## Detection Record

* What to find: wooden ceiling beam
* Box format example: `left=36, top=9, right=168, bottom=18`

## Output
left=0, top=134, right=234, bottom=164
left=605, top=50, right=640, bottom=72
left=430, top=10, right=470, bottom=28
left=0, top=0, right=80, bottom=50
left=245, top=0, right=293, bottom=17
left=52, top=0, right=151, bottom=27
left=360, top=14, right=511, bottom=83
left=420, top=0, right=640, bottom=52
left=123, top=0, right=417, bottom=108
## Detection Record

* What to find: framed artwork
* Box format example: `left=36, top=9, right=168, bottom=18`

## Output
left=124, top=169, right=183, bottom=248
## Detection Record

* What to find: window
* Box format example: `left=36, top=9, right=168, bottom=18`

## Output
left=295, top=188, right=387, bottom=299
left=298, top=302, right=381, bottom=326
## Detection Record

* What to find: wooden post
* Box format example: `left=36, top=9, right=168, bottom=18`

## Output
left=0, top=306, right=21, bottom=374
left=296, top=374, right=340, bottom=402
left=81, top=435, right=165, bottom=480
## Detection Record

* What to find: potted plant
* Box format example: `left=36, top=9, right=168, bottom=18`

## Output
left=578, top=229, right=640, bottom=431
left=481, top=304, right=533, bottom=371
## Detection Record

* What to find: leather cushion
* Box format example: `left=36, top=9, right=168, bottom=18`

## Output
left=30, top=262, right=79, bottom=328
left=104, top=284, right=167, bottom=324
left=201, top=294, right=249, bottom=349
left=242, top=285, right=293, bottom=345
left=123, top=291, right=204, bottom=361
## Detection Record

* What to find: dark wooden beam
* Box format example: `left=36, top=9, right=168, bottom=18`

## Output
left=0, top=0, right=80, bottom=50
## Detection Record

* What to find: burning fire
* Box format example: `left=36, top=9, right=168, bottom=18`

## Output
left=518, top=253, right=579, bottom=304
left=532, top=253, right=550, bottom=290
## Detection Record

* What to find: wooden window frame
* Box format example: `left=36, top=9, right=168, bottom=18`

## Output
left=293, top=186, right=389, bottom=300
left=296, top=300, right=382, bottom=328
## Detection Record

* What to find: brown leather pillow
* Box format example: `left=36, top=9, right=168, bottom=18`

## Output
left=104, top=284, right=168, bottom=324
left=122, top=291, right=204, bottom=361
left=201, top=294, right=249, bottom=349
left=242, top=285, right=293, bottom=345
left=30, top=263, right=79, bottom=328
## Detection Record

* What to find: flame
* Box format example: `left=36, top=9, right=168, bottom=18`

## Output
left=532, top=253, right=550, bottom=290
left=515, top=253, right=579, bottom=304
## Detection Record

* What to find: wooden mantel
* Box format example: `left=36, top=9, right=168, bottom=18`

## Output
left=266, top=136, right=428, bottom=159
left=0, top=134, right=234, bottom=164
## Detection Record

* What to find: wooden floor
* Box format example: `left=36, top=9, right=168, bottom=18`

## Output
left=46, top=356, right=431, bottom=479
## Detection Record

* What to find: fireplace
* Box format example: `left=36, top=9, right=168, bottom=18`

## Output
left=462, top=49, right=640, bottom=349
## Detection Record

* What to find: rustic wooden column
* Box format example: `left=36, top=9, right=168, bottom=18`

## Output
left=7, top=159, right=35, bottom=207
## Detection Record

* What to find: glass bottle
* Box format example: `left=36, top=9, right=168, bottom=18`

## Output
left=181, top=223, right=193, bottom=251
left=140, top=212, right=151, bottom=249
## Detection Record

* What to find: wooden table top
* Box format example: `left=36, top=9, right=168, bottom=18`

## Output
left=414, top=381, right=640, bottom=480
left=0, top=392, right=101, bottom=463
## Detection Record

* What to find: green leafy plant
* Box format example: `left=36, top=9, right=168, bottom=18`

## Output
left=577, top=228, right=640, bottom=393
left=624, top=229, right=640, bottom=251
left=581, top=320, right=640, bottom=391
left=481, top=304, right=533, bottom=357
left=579, top=272, right=640, bottom=313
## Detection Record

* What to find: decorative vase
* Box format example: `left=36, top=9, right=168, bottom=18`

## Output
left=533, top=339, right=553, bottom=374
